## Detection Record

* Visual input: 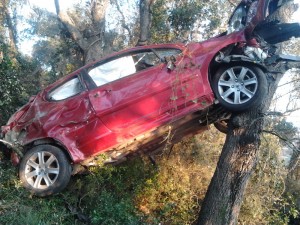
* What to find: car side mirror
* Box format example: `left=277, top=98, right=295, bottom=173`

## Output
left=166, top=55, right=176, bottom=71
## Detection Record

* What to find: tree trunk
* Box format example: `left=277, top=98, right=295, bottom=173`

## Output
left=54, top=0, right=109, bottom=64
left=1, top=0, right=18, bottom=52
left=196, top=82, right=280, bottom=224
left=197, top=1, right=298, bottom=224
left=137, top=0, right=152, bottom=46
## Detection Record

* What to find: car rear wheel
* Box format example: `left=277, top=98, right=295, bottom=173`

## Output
left=19, top=145, right=71, bottom=196
left=212, top=64, right=267, bottom=111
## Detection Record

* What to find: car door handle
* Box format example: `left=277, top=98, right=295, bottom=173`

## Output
left=105, top=89, right=112, bottom=93
left=94, top=93, right=100, bottom=98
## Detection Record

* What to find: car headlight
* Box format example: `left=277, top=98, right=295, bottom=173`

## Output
left=228, top=6, right=247, bottom=34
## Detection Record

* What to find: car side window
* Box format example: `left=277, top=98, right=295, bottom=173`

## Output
left=88, top=48, right=182, bottom=87
left=133, top=51, right=161, bottom=71
left=48, top=76, right=83, bottom=101
left=89, top=56, right=136, bottom=87
left=155, top=49, right=182, bottom=59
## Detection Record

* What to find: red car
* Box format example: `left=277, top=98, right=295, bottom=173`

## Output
left=1, top=0, right=299, bottom=196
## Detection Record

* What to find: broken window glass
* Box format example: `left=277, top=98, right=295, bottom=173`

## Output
left=89, top=56, right=136, bottom=86
left=48, top=77, right=83, bottom=101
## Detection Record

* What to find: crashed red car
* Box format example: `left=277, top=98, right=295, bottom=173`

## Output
left=1, top=0, right=299, bottom=196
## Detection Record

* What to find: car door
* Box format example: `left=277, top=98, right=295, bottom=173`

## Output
left=87, top=48, right=189, bottom=139
left=42, top=74, right=112, bottom=160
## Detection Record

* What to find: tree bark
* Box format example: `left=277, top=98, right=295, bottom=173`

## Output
left=54, top=0, right=109, bottom=64
left=197, top=84, right=280, bottom=224
left=197, top=1, right=298, bottom=224
left=1, top=0, right=18, bottom=52
left=137, top=0, right=153, bottom=46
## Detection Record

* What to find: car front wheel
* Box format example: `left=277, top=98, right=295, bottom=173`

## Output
left=19, top=145, right=71, bottom=196
left=212, top=64, right=267, bottom=111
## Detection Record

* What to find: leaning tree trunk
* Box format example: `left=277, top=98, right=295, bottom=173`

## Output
left=197, top=1, right=298, bottom=224
left=137, top=0, right=153, bottom=46
left=196, top=79, right=282, bottom=224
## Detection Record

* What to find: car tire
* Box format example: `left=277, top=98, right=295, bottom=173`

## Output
left=19, top=145, right=71, bottom=196
left=212, top=64, right=267, bottom=112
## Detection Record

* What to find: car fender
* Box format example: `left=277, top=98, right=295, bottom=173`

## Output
left=215, top=53, right=268, bottom=72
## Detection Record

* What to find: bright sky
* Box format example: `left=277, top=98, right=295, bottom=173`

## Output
left=28, top=0, right=79, bottom=12
left=274, top=72, right=300, bottom=128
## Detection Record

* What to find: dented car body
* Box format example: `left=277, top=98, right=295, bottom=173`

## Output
left=1, top=0, right=300, bottom=196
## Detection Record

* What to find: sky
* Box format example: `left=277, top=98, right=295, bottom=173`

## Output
left=28, top=0, right=79, bottom=12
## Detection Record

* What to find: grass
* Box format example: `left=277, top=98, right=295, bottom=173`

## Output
left=0, top=128, right=299, bottom=224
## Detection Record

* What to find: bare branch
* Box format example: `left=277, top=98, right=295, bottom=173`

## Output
left=273, top=86, right=300, bottom=101
left=278, top=78, right=300, bottom=88
left=111, top=0, right=133, bottom=42
left=91, top=0, right=109, bottom=31
left=87, top=38, right=101, bottom=50
left=54, top=0, right=88, bottom=50
left=263, top=129, right=299, bottom=152
left=227, top=0, right=237, bottom=7
left=284, top=107, right=300, bottom=115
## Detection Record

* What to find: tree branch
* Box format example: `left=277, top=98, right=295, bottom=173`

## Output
left=278, top=78, right=300, bottom=88
left=263, top=129, right=299, bottom=152
left=273, top=86, right=300, bottom=101
left=111, top=0, right=133, bottom=42
left=285, top=61, right=300, bottom=70
left=91, top=0, right=108, bottom=32
left=54, top=0, right=88, bottom=50
left=227, top=0, right=237, bottom=8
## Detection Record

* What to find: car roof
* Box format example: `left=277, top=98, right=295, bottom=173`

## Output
left=44, top=42, right=186, bottom=93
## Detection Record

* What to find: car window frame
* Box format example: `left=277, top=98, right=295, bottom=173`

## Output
left=86, top=47, right=182, bottom=88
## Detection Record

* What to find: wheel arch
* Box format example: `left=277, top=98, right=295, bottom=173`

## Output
left=23, top=138, right=74, bottom=163
left=208, top=56, right=267, bottom=85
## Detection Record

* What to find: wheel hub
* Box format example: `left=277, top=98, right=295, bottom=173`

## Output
left=24, top=151, right=60, bottom=189
left=218, top=66, right=258, bottom=105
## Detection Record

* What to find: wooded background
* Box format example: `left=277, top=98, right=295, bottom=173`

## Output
left=0, top=0, right=300, bottom=224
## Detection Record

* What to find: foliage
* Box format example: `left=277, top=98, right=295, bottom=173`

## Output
left=269, top=194, right=299, bottom=225
left=27, top=7, right=84, bottom=78
left=238, top=133, right=296, bottom=224
left=265, top=117, right=298, bottom=147
left=134, top=129, right=225, bottom=224
left=67, top=159, right=157, bottom=225
left=0, top=42, right=41, bottom=125
left=150, top=0, right=229, bottom=43
left=0, top=160, right=74, bottom=225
